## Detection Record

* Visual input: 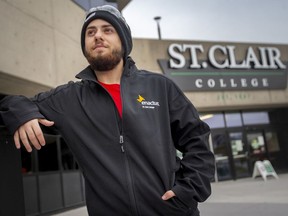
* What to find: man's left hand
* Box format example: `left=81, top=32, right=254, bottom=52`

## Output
left=162, top=190, right=176, bottom=200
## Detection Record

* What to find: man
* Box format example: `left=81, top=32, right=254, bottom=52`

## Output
left=0, top=5, right=215, bottom=216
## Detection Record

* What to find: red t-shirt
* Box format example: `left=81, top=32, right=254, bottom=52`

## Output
left=99, top=81, right=122, bottom=118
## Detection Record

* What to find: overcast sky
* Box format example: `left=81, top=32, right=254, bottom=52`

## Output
left=122, top=0, right=288, bottom=44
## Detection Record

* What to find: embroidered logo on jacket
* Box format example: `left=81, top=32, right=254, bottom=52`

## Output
left=137, top=95, right=145, bottom=102
left=137, top=95, right=160, bottom=109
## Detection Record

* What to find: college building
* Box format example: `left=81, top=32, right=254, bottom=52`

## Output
left=0, top=0, right=288, bottom=215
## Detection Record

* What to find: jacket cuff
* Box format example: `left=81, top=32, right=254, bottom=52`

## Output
left=172, top=185, right=198, bottom=209
left=7, top=112, right=45, bottom=135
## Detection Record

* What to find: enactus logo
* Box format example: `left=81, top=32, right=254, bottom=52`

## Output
left=137, top=95, right=160, bottom=109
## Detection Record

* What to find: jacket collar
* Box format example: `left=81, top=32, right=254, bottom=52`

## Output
left=75, top=57, right=136, bottom=82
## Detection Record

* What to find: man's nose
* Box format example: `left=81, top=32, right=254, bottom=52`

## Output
left=94, top=30, right=103, bottom=40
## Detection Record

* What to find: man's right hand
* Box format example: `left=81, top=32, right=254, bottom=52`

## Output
left=13, top=119, right=54, bottom=152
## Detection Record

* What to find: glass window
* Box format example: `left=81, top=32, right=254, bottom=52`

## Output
left=265, top=131, right=280, bottom=153
left=247, top=132, right=266, bottom=155
left=201, top=113, right=225, bottom=129
left=225, top=112, right=242, bottom=127
left=229, top=132, right=245, bottom=155
left=212, top=133, right=232, bottom=181
left=212, top=133, right=229, bottom=157
left=242, top=111, right=269, bottom=125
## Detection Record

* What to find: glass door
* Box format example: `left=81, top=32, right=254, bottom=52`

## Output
left=229, top=132, right=250, bottom=178
left=212, top=132, right=233, bottom=181
left=247, top=131, right=268, bottom=167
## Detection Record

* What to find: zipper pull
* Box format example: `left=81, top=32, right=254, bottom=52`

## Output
left=119, top=135, right=125, bottom=153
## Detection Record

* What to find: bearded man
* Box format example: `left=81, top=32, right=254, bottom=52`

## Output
left=0, top=5, right=215, bottom=216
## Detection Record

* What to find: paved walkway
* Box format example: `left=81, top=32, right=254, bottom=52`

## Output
left=199, top=173, right=288, bottom=216
left=53, top=173, right=288, bottom=216
left=204, top=173, right=288, bottom=204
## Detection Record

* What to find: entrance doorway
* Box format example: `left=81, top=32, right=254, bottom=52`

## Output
left=204, top=109, right=288, bottom=181
left=212, top=130, right=251, bottom=181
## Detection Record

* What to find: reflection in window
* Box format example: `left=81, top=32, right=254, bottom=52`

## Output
left=211, top=133, right=232, bottom=181
left=265, top=132, right=280, bottom=153
left=201, top=113, right=225, bottom=129
left=242, top=112, right=269, bottom=125
left=229, top=132, right=245, bottom=155
left=212, top=133, right=229, bottom=157
left=225, top=113, right=242, bottom=127
left=216, top=159, right=232, bottom=181
left=247, top=133, right=266, bottom=155
left=234, top=157, right=249, bottom=178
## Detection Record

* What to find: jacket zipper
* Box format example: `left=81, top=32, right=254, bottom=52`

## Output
left=120, top=78, right=140, bottom=216
left=119, top=135, right=125, bottom=153
left=120, top=133, right=139, bottom=216
left=96, top=78, right=139, bottom=215
left=95, top=81, right=125, bottom=153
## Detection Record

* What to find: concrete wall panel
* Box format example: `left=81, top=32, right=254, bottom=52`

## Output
left=0, top=0, right=87, bottom=95
left=0, top=0, right=56, bottom=85
left=53, top=29, right=87, bottom=85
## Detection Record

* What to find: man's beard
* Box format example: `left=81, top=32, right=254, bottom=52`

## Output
left=86, top=48, right=124, bottom=71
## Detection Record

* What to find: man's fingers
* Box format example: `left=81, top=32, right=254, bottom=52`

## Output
left=13, top=118, right=51, bottom=152
left=26, top=126, right=42, bottom=150
left=162, top=190, right=176, bottom=200
left=31, top=121, right=46, bottom=147
left=18, top=126, right=33, bottom=152
left=13, top=130, right=21, bottom=149
left=36, top=118, right=54, bottom=146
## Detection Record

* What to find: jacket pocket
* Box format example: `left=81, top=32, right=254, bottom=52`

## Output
left=172, top=196, right=198, bottom=215
left=172, top=196, right=189, bottom=210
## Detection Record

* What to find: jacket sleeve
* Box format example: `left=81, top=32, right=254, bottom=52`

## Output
left=0, top=95, right=45, bottom=135
left=168, top=81, right=215, bottom=206
left=0, top=83, right=73, bottom=135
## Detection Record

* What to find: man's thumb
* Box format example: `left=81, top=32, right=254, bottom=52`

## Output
left=162, top=190, right=175, bottom=200
left=39, top=119, right=54, bottom=127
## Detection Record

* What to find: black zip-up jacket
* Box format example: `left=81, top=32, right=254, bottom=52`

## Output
left=0, top=57, right=215, bottom=216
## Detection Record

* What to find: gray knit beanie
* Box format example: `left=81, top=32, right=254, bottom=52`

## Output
left=81, top=5, right=133, bottom=58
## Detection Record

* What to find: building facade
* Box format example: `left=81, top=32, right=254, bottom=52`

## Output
left=1, top=0, right=288, bottom=215
left=131, top=39, right=288, bottom=181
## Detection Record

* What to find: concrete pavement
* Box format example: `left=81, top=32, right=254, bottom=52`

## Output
left=199, top=173, right=288, bottom=216
left=52, top=173, right=288, bottom=216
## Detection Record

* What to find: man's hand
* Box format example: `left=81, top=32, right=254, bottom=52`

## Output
left=13, top=119, right=54, bottom=152
left=162, top=190, right=176, bottom=200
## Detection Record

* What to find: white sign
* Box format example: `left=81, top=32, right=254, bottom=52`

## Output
left=252, top=160, right=279, bottom=181
left=159, top=43, right=288, bottom=91
left=168, top=44, right=286, bottom=70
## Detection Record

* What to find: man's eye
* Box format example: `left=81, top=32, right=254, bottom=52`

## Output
left=104, top=28, right=113, bottom=33
left=87, top=30, right=95, bottom=36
